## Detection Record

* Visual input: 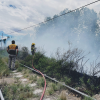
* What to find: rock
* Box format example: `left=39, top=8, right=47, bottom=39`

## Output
left=33, top=89, right=42, bottom=94
left=20, top=79, right=28, bottom=82
left=29, top=83, right=37, bottom=87
left=12, top=70, right=17, bottom=73
left=15, top=75, right=23, bottom=78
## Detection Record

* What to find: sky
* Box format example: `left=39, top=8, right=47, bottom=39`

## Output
left=0, top=0, right=100, bottom=36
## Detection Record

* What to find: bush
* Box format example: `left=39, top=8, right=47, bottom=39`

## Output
left=37, top=77, right=44, bottom=87
left=52, top=83, right=57, bottom=91
left=0, top=57, right=10, bottom=78
left=2, top=83, right=33, bottom=100
left=29, top=75, right=37, bottom=83
left=79, top=77, right=85, bottom=86
left=83, top=96, right=94, bottom=100
left=47, top=87, right=54, bottom=95
left=64, top=76, right=71, bottom=85
left=17, top=66, right=24, bottom=72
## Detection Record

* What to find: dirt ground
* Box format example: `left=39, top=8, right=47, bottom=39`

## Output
left=0, top=71, right=99, bottom=100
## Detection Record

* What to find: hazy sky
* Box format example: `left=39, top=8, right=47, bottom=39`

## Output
left=0, top=0, right=100, bottom=36
left=0, top=0, right=100, bottom=58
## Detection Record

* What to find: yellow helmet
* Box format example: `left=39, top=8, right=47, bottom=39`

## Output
left=32, top=43, right=35, bottom=45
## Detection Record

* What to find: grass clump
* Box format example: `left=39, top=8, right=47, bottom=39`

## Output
left=24, top=74, right=30, bottom=78
left=0, top=57, right=10, bottom=78
left=59, top=91, right=67, bottom=100
left=14, top=77, right=20, bottom=83
left=29, top=75, right=37, bottom=83
left=47, top=87, right=54, bottom=95
left=56, top=83, right=64, bottom=91
left=64, top=76, right=71, bottom=85
left=82, top=96, right=94, bottom=100
left=17, top=66, right=24, bottom=72
left=51, top=83, right=57, bottom=91
left=1, top=82, right=34, bottom=100
left=15, top=61, right=20, bottom=69
left=37, top=77, right=44, bottom=87
left=45, top=82, right=55, bottom=95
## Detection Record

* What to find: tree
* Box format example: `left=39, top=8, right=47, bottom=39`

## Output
left=18, top=46, right=29, bottom=60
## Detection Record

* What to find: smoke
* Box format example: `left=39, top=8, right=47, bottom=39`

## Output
left=3, top=7, right=100, bottom=76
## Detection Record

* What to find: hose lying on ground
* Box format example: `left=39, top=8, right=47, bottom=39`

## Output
left=32, top=58, right=46, bottom=100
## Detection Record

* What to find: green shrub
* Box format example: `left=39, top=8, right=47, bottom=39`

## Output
left=56, top=83, right=64, bottom=90
left=47, top=87, right=54, bottom=95
left=83, top=96, right=94, bottom=100
left=15, top=61, right=20, bottom=68
left=1, top=83, right=33, bottom=100
left=55, top=73, right=61, bottom=79
left=17, top=66, right=24, bottom=72
left=79, top=77, right=85, bottom=86
left=11, top=84, right=18, bottom=93
left=29, top=75, right=37, bottom=82
left=84, top=90, right=92, bottom=96
left=23, top=84, right=31, bottom=92
left=64, top=76, right=71, bottom=85
left=52, top=83, right=57, bottom=91
left=24, top=74, right=29, bottom=78
left=0, top=58, right=10, bottom=78
left=37, top=77, right=44, bottom=87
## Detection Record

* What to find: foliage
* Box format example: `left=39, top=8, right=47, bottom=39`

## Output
left=37, top=77, right=44, bottom=87
left=79, top=77, right=85, bottom=86
left=17, top=48, right=100, bottom=96
left=83, top=96, right=94, bottom=100
left=46, top=87, right=54, bottom=95
left=17, top=46, right=29, bottom=60
left=16, top=66, right=24, bottom=72
left=29, top=75, right=37, bottom=83
left=1, top=83, right=34, bottom=100
left=0, top=57, right=10, bottom=78
left=64, top=76, right=71, bottom=85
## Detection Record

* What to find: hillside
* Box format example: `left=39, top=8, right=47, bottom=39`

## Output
left=0, top=47, right=100, bottom=100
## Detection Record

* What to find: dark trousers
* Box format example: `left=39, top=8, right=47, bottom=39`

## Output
left=8, top=55, right=16, bottom=69
left=31, top=51, right=35, bottom=55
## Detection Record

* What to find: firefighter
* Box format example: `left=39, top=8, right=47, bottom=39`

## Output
left=31, top=43, right=36, bottom=57
left=7, top=40, right=18, bottom=70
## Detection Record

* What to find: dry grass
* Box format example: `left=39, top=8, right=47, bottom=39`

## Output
left=60, top=91, right=67, bottom=100
left=0, top=82, right=34, bottom=100
left=2, top=57, right=8, bottom=64
left=45, top=87, right=54, bottom=96
left=0, top=57, right=10, bottom=78
left=29, top=75, right=37, bottom=83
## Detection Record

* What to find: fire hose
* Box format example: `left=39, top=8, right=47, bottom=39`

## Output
left=32, top=58, right=46, bottom=100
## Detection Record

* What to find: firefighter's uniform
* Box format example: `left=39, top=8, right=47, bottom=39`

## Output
left=31, top=43, right=36, bottom=55
left=7, top=44, right=18, bottom=70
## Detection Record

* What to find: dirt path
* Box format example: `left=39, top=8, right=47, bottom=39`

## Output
left=0, top=70, right=99, bottom=100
